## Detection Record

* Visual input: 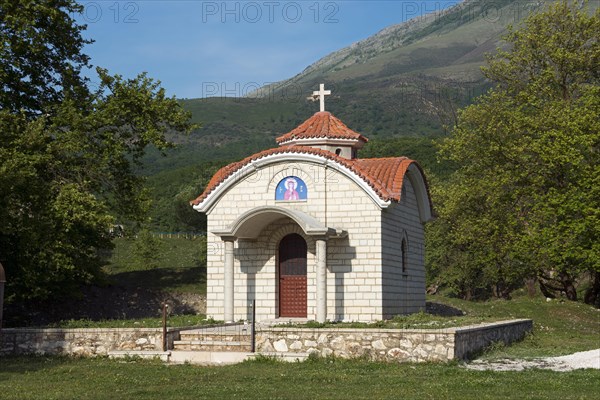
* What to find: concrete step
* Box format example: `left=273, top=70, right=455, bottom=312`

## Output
left=108, top=350, right=170, bottom=362
left=173, top=340, right=252, bottom=352
left=178, top=333, right=252, bottom=342
left=168, top=351, right=252, bottom=365
left=248, top=352, right=310, bottom=362
left=108, top=350, right=310, bottom=365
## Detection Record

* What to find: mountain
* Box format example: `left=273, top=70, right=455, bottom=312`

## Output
left=176, top=0, right=555, bottom=160
left=142, top=0, right=590, bottom=231
left=155, top=0, right=541, bottom=172
left=254, top=0, right=506, bottom=96
left=249, top=0, right=543, bottom=130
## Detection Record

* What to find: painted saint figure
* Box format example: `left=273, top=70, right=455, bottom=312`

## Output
left=275, top=176, right=307, bottom=201
left=284, top=177, right=299, bottom=200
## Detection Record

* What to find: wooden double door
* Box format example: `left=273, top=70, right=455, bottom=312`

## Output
left=278, top=234, right=307, bottom=318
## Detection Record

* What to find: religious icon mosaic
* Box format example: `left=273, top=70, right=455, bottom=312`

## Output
left=275, top=176, right=307, bottom=201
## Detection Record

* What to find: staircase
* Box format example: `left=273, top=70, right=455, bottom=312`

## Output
left=108, top=322, right=310, bottom=365
left=173, top=324, right=252, bottom=353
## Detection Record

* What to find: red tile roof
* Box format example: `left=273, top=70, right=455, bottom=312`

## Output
left=276, top=111, right=368, bottom=144
left=353, top=157, right=413, bottom=200
left=190, top=146, right=425, bottom=206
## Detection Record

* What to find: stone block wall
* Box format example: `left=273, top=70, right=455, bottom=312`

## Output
left=0, top=320, right=533, bottom=362
left=454, top=319, right=534, bottom=359
left=0, top=328, right=182, bottom=357
left=381, top=177, right=426, bottom=317
left=206, top=160, right=387, bottom=322
left=256, top=319, right=533, bottom=362
left=257, top=327, right=455, bottom=362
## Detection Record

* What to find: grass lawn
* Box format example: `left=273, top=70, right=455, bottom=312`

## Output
left=105, top=236, right=206, bottom=294
left=45, top=314, right=216, bottom=329
left=429, top=293, right=600, bottom=358
left=0, top=356, right=598, bottom=400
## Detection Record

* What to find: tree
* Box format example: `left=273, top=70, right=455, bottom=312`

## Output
left=133, top=229, right=163, bottom=270
left=430, top=1, right=600, bottom=304
left=0, top=1, right=195, bottom=303
left=0, top=0, right=92, bottom=114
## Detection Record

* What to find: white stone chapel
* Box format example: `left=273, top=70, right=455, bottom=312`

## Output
left=191, top=85, right=433, bottom=323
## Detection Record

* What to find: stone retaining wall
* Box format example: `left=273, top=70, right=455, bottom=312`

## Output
left=256, top=319, right=533, bottom=362
left=454, top=319, right=533, bottom=359
left=1, top=319, right=533, bottom=362
left=0, top=327, right=182, bottom=357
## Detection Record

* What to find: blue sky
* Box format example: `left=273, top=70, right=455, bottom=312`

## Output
left=78, top=1, right=460, bottom=98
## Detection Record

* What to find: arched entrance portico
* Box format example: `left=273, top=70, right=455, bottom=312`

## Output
left=212, top=206, right=346, bottom=323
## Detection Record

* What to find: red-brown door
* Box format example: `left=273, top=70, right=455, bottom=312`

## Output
left=279, top=233, right=307, bottom=318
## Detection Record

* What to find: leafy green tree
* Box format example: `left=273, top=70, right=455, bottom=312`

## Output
left=133, top=230, right=163, bottom=270
left=430, top=1, right=599, bottom=303
left=0, top=0, right=92, bottom=114
left=0, top=1, right=194, bottom=303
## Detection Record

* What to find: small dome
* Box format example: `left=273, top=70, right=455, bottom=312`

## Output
left=276, top=111, right=368, bottom=159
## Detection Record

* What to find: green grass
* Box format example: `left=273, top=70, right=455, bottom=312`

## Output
left=105, top=237, right=206, bottom=294
left=295, top=311, right=486, bottom=330
left=45, top=315, right=218, bottom=329
left=430, top=293, right=600, bottom=358
left=0, top=356, right=598, bottom=400
left=107, top=237, right=205, bottom=274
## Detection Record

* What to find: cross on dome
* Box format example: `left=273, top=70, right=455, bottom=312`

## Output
left=309, top=83, right=331, bottom=112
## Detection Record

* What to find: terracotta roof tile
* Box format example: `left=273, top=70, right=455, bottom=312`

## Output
left=354, top=157, right=413, bottom=201
left=190, top=146, right=424, bottom=206
left=276, top=112, right=368, bottom=144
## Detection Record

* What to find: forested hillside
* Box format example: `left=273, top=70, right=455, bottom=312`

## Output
left=140, top=0, right=598, bottom=233
left=137, top=1, right=539, bottom=231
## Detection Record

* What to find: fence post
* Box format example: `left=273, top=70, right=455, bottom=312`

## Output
left=162, top=303, right=169, bottom=352
left=0, top=262, right=5, bottom=334
left=251, top=299, right=256, bottom=353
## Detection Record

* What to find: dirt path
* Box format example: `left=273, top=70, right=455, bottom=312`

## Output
left=466, top=349, right=600, bottom=372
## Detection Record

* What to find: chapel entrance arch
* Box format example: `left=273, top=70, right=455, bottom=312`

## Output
left=212, top=206, right=346, bottom=322
left=278, top=233, right=307, bottom=318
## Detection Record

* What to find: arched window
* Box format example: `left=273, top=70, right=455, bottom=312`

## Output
left=335, top=148, right=342, bottom=156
